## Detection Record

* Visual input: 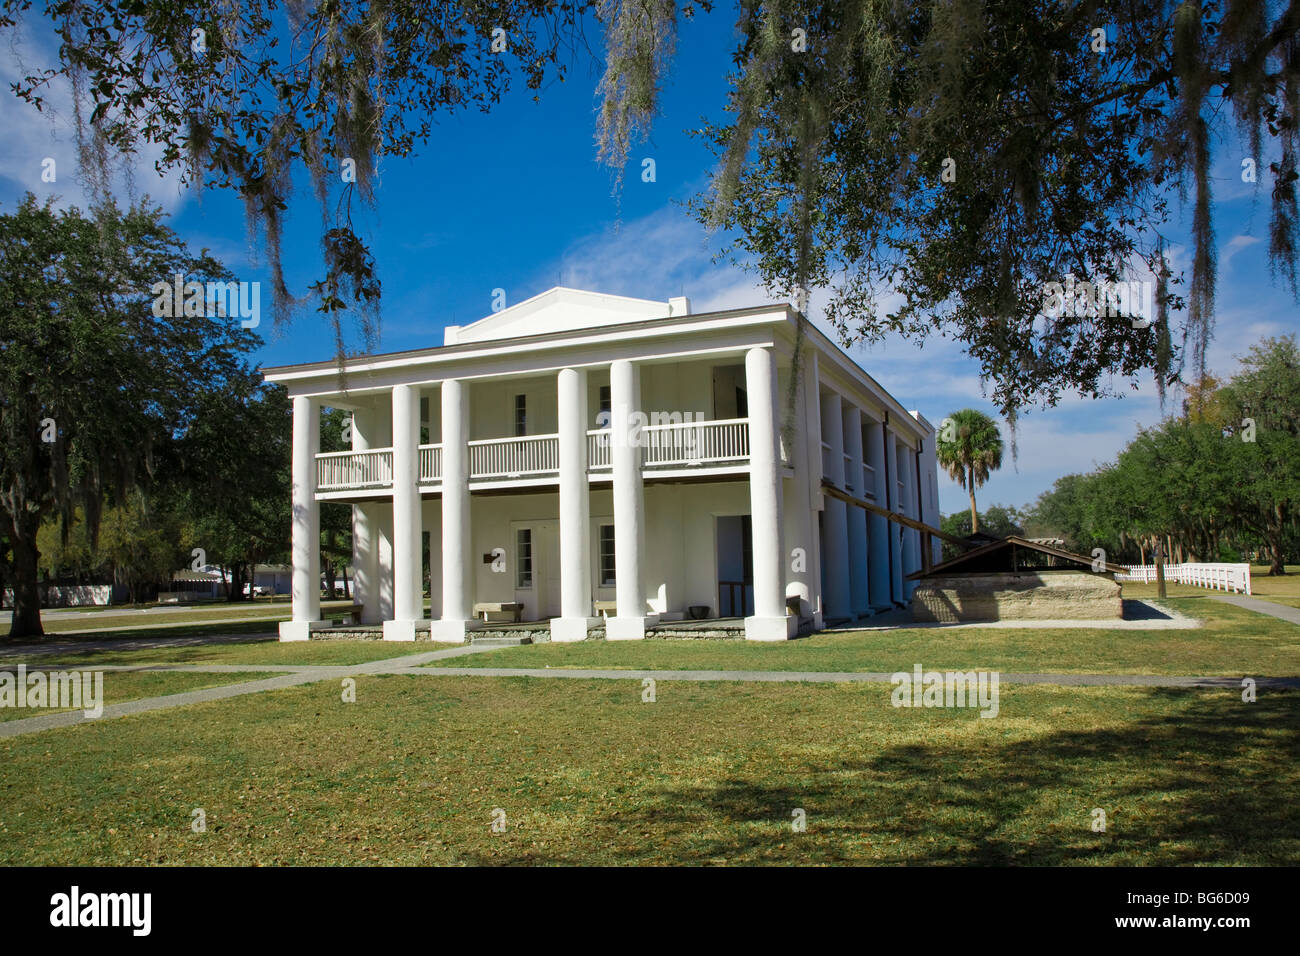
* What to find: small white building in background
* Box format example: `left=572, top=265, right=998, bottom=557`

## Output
left=263, top=288, right=941, bottom=643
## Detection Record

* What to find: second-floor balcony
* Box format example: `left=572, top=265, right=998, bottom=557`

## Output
left=315, top=417, right=789, bottom=496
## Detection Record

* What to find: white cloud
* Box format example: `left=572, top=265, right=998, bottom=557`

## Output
left=0, top=25, right=189, bottom=213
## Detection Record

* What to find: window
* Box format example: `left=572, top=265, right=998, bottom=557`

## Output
left=735, top=386, right=748, bottom=418
left=599, top=524, right=616, bottom=586
left=514, top=393, right=527, bottom=436
left=598, top=385, right=612, bottom=426
left=516, top=528, right=533, bottom=588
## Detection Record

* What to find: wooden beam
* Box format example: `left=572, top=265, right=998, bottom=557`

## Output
left=820, top=479, right=973, bottom=549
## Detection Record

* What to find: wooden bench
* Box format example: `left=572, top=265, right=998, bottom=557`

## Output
left=473, top=602, right=523, bottom=624
left=346, top=604, right=365, bottom=625
left=593, top=600, right=617, bottom=618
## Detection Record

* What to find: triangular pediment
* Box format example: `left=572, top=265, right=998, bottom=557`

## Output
left=444, top=287, right=683, bottom=345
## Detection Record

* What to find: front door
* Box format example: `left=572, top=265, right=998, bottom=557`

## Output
left=715, top=514, right=754, bottom=617
left=517, top=520, right=563, bottom=619
left=536, top=521, right=562, bottom=618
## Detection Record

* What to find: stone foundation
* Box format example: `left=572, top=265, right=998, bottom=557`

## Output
left=911, top=571, right=1122, bottom=623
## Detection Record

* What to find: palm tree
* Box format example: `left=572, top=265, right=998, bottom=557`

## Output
left=936, top=409, right=1004, bottom=534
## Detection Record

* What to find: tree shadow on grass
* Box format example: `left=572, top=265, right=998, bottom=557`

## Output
left=455, top=688, right=1300, bottom=865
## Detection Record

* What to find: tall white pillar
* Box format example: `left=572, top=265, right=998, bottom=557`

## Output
left=384, top=384, right=424, bottom=641
left=900, top=444, right=920, bottom=596
left=377, top=504, right=395, bottom=620
left=280, top=395, right=320, bottom=641
left=885, top=426, right=904, bottom=605
left=787, top=350, right=821, bottom=628
left=843, top=405, right=870, bottom=618
left=865, top=419, right=891, bottom=609
left=819, top=390, right=851, bottom=623
left=433, top=378, right=476, bottom=642
left=745, top=347, right=795, bottom=641
left=350, top=403, right=382, bottom=625
left=608, top=359, right=649, bottom=640
left=554, top=367, right=596, bottom=642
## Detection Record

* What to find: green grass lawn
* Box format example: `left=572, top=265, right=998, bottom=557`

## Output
left=0, top=674, right=1293, bottom=865
left=0, top=669, right=271, bottom=722
left=425, top=596, right=1300, bottom=676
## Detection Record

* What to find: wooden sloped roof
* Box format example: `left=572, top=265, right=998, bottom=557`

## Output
left=905, top=535, right=1124, bottom=581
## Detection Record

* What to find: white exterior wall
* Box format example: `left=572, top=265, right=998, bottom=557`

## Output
left=269, top=288, right=939, bottom=640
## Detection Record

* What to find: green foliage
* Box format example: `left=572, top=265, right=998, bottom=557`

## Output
left=939, top=503, right=1025, bottom=560
left=0, top=0, right=601, bottom=353
left=677, top=0, right=1300, bottom=415
left=0, top=194, right=263, bottom=635
left=1022, top=337, right=1300, bottom=572
left=935, top=408, right=1004, bottom=532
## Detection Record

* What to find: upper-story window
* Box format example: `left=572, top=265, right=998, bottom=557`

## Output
left=598, top=385, right=611, bottom=426
left=514, top=394, right=527, bottom=436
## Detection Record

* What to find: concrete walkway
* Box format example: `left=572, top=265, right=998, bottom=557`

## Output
left=1209, top=592, right=1300, bottom=626
left=3, top=640, right=1295, bottom=740
left=0, top=644, right=491, bottom=739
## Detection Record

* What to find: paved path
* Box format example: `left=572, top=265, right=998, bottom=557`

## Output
left=1209, top=592, right=1300, bottom=626
left=0, top=644, right=491, bottom=739
left=3, top=640, right=1295, bottom=740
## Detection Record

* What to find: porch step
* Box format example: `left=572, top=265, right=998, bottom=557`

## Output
left=470, top=634, right=535, bottom=647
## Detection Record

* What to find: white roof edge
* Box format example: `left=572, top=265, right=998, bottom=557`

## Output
left=454, top=286, right=669, bottom=335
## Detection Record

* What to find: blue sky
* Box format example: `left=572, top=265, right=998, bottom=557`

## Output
left=2, top=9, right=1296, bottom=517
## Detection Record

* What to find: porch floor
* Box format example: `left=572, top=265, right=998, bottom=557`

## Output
left=305, top=616, right=751, bottom=641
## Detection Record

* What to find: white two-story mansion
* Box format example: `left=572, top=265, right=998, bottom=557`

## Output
left=264, top=288, right=942, bottom=643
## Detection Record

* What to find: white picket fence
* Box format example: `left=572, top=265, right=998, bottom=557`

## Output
left=1115, top=563, right=1252, bottom=595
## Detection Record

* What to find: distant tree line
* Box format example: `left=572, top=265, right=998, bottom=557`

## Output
left=1017, top=336, right=1300, bottom=575
left=0, top=195, right=351, bottom=637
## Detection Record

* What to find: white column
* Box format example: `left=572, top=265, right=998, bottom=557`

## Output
left=745, top=347, right=795, bottom=641
left=377, top=504, right=395, bottom=621
left=865, top=419, right=891, bottom=609
left=843, top=404, right=870, bottom=618
left=608, top=359, right=649, bottom=640
left=384, top=384, right=423, bottom=641
left=787, top=350, right=820, bottom=627
left=819, top=390, right=851, bottom=623
left=280, top=395, right=320, bottom=641
left=885, top=426, right=904, bottom=604
left=433, top=378, right=476, bottom=641
left=554, top=367, right=596, bottom=642
left=900, top=443, right=920, bottom=596
left=350, top=403, right=381, bottom=625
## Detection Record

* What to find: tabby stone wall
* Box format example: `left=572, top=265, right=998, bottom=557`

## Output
left=911, top=571, right=1122, bottom=623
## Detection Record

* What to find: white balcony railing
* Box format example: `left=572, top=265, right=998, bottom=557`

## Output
left=643, top=417, right=749, bottom=467
left=469, top=434, right=560, bottom=479
left=419, top=444, right=442, bottom=482
left=588, top=418, right=753, bottom=471
left=588, top=430, right=612, bottom=471
left=316, top=448, right=393, bottom=491
left=318, top=418, right=773, bottom=491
